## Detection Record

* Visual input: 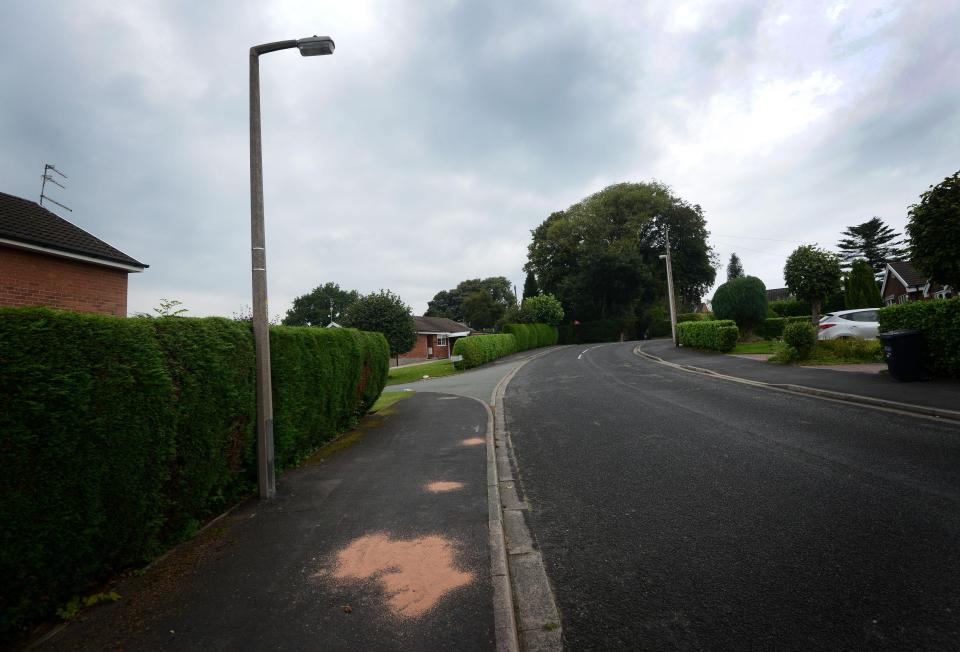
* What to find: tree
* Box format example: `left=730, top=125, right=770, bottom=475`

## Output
left=461, top=291, right=500, bottom=330
left=518, top=293, right=564, bottom=326
left=726, top=253, right=744, bottom=281
left=425, top=277, right=516, bottom=323
left=524, top=182, right=715, bottom=322
left=837, top=217, right=907, bottom=278
left=711, top=276, right=767, bottom=335
left=283, top=282, right=360, bottom=327
left=343, top=290, right=416, bottom=360
left=522, top=271, right=540, bottom=300
left=154, top=298, right=187, bottom=317
left=844, top=260, right=882, bottom=309
left=907, top=169, right=960, bottom=290
left=783, top=245, right=842, bottom=324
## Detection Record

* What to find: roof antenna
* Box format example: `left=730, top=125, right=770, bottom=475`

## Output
left=40, top=163, right=72, bottom=213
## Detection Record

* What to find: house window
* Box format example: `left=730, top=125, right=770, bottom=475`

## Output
left=898, top=294, right=909, bottom=304
left=884, top=296, right=895, bottom=306
left=437, top=334, right=448, bottom=347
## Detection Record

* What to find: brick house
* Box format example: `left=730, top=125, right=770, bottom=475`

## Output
left=0, top=191, right=146, bottom=316
left=400, top=316, right=473, bottom=361
left=880, top=261, right=953, bottom=306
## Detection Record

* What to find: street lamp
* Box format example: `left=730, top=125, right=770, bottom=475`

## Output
left=249, top=36, right=335, bottom=499
left=659, top=225, right=678, bottom=347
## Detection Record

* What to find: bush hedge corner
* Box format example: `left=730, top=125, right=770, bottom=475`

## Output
left=878, top=298, right=960, bottom=377
left=677, top=319, right=739, bottom=352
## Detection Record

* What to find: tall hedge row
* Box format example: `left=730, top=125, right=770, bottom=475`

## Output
left=677, top=319, right=740, bottom=352
left=878, top=298, right=960, bottom=377
left=453, top=333, right=518, bottom=369
left=0, top=308, right=388, bottom=640
left=502, top=323, right=558, bottom=351
left=559, top=318, right=641, bottom=344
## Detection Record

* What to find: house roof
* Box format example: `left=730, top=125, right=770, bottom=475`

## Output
left=886, top=261, right=926, bottom=288
left=413, top=316, right=472, bottom=334
left=0, top=191, right=146, bottom=269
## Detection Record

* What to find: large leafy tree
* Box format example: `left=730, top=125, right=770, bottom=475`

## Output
left=844, top=259, right=882, bottom=309
left=425, top=277, right=516, bottom=324
left=783, top=245, right=842, bottom=324
left=460, top=291, right=500, bottom=330
left=836, top=217, right=907, bottom=277
left=712, top=276, right=767, bottom=335
left=343, top=290, right=416, bottom=359
left=726, top=253, right=744, bottom=281
left=907, top=170, right=960, bottom=290
left=283, top=282, right=360, bottom=327
left=524, top=182, right=716, bottom=321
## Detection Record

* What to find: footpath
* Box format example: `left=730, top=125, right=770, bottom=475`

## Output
left=638, top=339, right=960, bottom=421
left=38, top=394, right=493, bottom=651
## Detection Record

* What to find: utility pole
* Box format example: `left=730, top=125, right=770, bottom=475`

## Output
left=660, top=226, right=679, bottom=347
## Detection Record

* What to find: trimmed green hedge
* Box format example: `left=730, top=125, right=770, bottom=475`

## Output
left=755, top=316, right=812, bottom=339
left=878, top=298, right=960, bottom=377
left=453, top=333, right=518, bottom=369
left=677, top=319, right=739, bottom=352
left=0, top=308, right=389, bottom=640
left=502, top=323, right=558, bottom=351
left=559, top=318, right=641, bottom=344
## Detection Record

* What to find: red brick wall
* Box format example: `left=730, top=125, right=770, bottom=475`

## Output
left=400, top=334, right=452, bottom=360
left=0, top=245, right=130, bottom=316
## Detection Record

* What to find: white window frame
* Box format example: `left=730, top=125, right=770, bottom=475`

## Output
left=898, top=294, right=909, bottom=304
left=437, top=334, right=448, bottom=347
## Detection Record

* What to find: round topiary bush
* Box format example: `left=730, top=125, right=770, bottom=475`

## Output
left=712, top=276, right=768, bottom=336
left=783, top=321, right=817, bottom=360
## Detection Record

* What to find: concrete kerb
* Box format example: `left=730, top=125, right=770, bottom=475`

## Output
left=489, top=347, right=564, bottom=651
left=633, top=345, right=960, bottom=424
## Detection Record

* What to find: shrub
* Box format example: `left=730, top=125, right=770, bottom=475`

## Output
left=755, top=316, right=813, bottom=340
left=517, top=294, right=564, bottom=326
left=677, top=319, right=740, bottom=352
left=0, top=308, right=389, bottom=641
left=769, top=299, right=811, bottom=317
left=712, top=276, right=768, bottom=334
left=783, top=321, right=817, bottom=360
left=453, top=333, right=518, bottom=369
left=676, top=312, right=704, bottom=323
left=878, top=297, right=960, bottom=377
left=503, top=323, right=533, bottom=351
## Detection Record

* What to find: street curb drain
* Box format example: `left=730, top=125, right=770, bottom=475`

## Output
left=634, top=345, right=960, bottom=424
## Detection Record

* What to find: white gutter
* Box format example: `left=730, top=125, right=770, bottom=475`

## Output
left=0, top=238, right=145, bottom=273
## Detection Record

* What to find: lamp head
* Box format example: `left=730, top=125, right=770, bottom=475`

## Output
left=297, top=36, right=335, bottom=56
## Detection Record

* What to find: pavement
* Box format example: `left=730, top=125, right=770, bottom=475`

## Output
left=638, top=338, right=960, bottom=418
left=38, top=393, right=497, bottom=651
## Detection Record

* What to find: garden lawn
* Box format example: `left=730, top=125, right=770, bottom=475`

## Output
left=729, top=341, right=781, bottom=354
left=386, top=359, right=461, bottom=386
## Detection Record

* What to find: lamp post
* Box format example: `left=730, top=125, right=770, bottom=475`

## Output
left=250, top=36, right=335, bottom=499
left=659, top=225, right=678, bottom=347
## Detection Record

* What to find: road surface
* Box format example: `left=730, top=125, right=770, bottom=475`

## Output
left=504, top=342, right=960, bottom=650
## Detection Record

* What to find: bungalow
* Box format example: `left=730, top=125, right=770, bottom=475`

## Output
left=400, top=316, right=473, bottom=362
left=880, top=261, right=953, bottom=305
left=0, top=191, right=146, bottom=316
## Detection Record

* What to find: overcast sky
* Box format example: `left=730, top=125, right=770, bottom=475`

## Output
left=2, top=1, right=958, bottom=318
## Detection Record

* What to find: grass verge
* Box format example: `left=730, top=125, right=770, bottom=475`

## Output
left=729, top=341, right=781, bottom=354
left=368, top=391, right=412, bottom=414
left=387, top=359, right=461, bottom=386
left=769, top=338, right=883, bottom=365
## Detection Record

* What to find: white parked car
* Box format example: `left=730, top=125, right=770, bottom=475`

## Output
left=817, top=308, right=880, bottom=340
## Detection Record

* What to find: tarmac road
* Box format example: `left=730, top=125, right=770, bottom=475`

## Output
left=503, top=342, right=960, bottom=650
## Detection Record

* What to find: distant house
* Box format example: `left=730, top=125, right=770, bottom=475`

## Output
left=0, top=191, right=146, bottom=316
left=400, top=316, right=473, bottom=361
left=766, top=287, right=793, bottom=302
left=880, top=261, right=953, bottom=305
